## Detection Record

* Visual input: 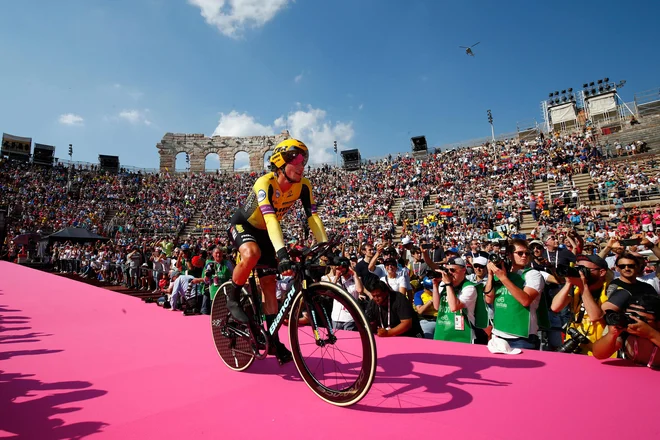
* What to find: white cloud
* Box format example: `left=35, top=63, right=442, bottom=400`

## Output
left=294, top=72, right=304, bottom=83
left=212, top=110, right=273, bottom=136
left=358, top=103, right=364, bottom=110
left=273, top=105, right=354, bottom=165
left=118, top=109, right=152, bottom=126
left=189, top=0, right=290, bottom=38
left=59, top=113, right=84, bottom=126
left=211, top=106, right=354, bottom=166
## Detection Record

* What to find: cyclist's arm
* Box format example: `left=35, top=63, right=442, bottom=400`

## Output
left=300, top=179, right=328, bottom=243
left=257, top=185, right=287, bottom=253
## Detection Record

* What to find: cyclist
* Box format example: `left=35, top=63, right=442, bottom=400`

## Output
left=227, top=138, right=328, bottom=364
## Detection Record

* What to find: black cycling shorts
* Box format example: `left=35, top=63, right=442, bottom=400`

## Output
left=228, top=220, right=278, bottom=277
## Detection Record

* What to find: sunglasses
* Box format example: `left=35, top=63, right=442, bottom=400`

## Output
left=514, top=251, right=531, bottom=257
left=616, top=264, right=637, bottom=270
left=473, top=264, right=486, bottom=269
left=445, top=267, right=463, bottom=273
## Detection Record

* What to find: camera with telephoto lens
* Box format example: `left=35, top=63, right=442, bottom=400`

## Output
left=556, top=264, right=591, bottom=279
left=604, top=309, right=647, bottom=328
left=556, top=327, right=590, bottom=353
left=488, top=253, right=503, bottom=265
left=205, top=264, right=215, bottom=278
left=423, top=268, right=445, bottom=279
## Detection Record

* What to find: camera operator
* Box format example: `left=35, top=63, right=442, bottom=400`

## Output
left=550, top=255, right=609, bottom=355
left=602, top=253, right=658, bottom=314
left=321, top=256, right=365, bottom=331
left=201, top=246, right=234, bottom=314
left=485, top=239, right=545, bottom=350
left=430, top=257, right=481, bottom=344
left=592, top=293, right=660, bottom=368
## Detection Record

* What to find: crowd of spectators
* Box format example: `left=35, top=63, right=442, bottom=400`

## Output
left=2, top=127, right=660, bottom=368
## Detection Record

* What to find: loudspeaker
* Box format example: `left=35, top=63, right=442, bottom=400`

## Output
left=410, top=136, right=428, bottom=152
left=99, top=155, right=120, bottom=174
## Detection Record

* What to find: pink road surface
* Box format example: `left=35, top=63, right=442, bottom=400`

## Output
left=1, top=261, right=658, bottom=439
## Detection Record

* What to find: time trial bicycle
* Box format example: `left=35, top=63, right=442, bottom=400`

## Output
left=210, top=236, right=377, bottom=406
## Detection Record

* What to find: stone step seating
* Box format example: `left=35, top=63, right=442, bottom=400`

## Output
left=601, top=115, right=660, bottom=154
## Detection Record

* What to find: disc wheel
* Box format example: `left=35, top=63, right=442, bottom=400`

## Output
left=210, top=281, right=255, bottom=372
left=289, top=282, right=377, bottom=406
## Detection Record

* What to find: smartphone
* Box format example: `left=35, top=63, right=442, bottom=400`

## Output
left=422, top=243, right=433, bottom=250
left=620, top=238, right=641, bottom=247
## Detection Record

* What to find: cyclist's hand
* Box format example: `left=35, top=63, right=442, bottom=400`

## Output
left=277, top=248, right=294, bottom=276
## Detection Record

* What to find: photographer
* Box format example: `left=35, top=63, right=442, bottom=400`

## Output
left=430, top=257, right=480, bottom=344
left=485, top=239, right=546, bottom=350
left=602, top=253, right=658, bottom=313
left=592, top=293, right=660, bottom=368
left=321, top=256, right=365, bottom=331
left=550, top=255, right=609, bottom=355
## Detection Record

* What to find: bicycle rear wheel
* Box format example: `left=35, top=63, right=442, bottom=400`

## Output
left=289, top=282, right=377, bottom=406
left=210, top=282, right=255, bottom=372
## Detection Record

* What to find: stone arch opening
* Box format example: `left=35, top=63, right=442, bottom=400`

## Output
left=174, top=152, right=188, bottom=172
left=205, top=152, right=220, bottom=172
left=234, top=151, right=250, bottom=172
left=263, top=150, right=273, bottom=170
left=157, top=131, right=290, bottom=174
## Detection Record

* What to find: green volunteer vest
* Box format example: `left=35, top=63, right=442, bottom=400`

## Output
left=202, top=259, right=232, bottom=300
left=433, top=280, right=476, bottom=343
left=492, top=269, right=550, bottom=338
left=473, top=282, right=490, bottom=329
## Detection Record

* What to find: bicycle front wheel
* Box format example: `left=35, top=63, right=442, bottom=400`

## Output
left=210, top=282, right=255, bottom=372
left=289, top=282, right=377, bottom=406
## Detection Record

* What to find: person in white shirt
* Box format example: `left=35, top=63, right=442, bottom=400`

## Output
left=321, top=257, right=365, bottom=331
left=380, top=258, right=408, bottom=295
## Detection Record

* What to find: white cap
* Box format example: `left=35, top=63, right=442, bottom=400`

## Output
left=472, top=256, right=488, bottom=266
left=401, top=237, right=412, bottom=245
left=487, top=336, right=522, bottom=355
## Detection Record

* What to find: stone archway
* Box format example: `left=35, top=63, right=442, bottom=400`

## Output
left=157, top=130, right=290, bottom=173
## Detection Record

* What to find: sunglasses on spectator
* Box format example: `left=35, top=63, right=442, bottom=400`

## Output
left=473, top=264, right=486, bottom=269
left=514, top=251, right=531, bottom=257
left=445, top=267, right=462, bottom=273
left=616, top=264, right=637, bottom=269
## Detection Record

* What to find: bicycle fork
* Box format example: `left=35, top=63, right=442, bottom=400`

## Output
left=302, top=289, right=337, bottom=347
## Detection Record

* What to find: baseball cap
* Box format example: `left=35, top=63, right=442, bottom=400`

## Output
left=171, top=270, right=181, bottom=278
left=472, top=256, right=488, bottom=267
left=576, top=254, right=608, bottom=270
left=447, top=247, right=459, bottom=254
left=488, top=337, right=522, bottom=355
left=447, top=257, right=466, bottom=267
left=401, top=236, right=412, bottom=245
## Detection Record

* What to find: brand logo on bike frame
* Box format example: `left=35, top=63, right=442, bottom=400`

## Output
left=270, top=284, right=297, bottom=335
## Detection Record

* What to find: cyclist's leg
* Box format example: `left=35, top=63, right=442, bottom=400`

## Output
left=256, top=242, right=293, bottom=365
left=226, top=224, right=261, bottom=323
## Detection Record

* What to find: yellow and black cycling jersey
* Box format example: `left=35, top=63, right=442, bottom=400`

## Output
left=231, top=172, right=327, bottom=253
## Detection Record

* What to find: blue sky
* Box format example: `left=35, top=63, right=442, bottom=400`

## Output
left=1, top=0, right=659, bottom=170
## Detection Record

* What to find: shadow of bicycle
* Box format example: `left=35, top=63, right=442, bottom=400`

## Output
left=249, top=347, right=545, bottom=414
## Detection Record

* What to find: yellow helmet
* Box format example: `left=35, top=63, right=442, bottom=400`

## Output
left=270, top=139, right=309, bottom=169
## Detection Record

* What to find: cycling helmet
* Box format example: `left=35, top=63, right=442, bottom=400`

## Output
left=422, top=277, right=433, bottom=290
left=270, top=139, right=309, bottom=170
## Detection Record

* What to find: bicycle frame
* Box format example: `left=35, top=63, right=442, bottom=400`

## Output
left=248, top=268, right=336, bottom=346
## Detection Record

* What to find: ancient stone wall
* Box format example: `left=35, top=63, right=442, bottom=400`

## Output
left=157, top=130, right=290, bottom=173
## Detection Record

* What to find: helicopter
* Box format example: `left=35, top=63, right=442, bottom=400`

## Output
left=459, top=42, right=480, bottom=57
